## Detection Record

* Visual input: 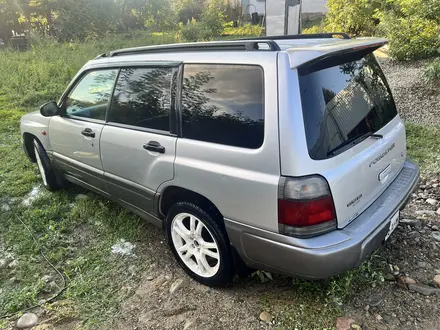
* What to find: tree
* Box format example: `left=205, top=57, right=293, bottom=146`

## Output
left=0, top=0, right=22, bottom=42
left=144, top=0, right=178, bottom=32
left=325, top=0, right=383, bottom=36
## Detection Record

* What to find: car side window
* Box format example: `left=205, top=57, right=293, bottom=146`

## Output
left=108, top=67, right=173, bottom=131
left=64, top=69, right=118, bottom=121
left=181, top=64, right=264, bottom=149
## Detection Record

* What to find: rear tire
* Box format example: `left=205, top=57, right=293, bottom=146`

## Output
left=33, top=139, right=61, bottom=191
left=166, top=201, right=234, bottom=287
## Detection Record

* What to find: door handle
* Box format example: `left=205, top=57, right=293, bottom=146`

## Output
left=81, top=128, right=95, bottom=138
left=143, top=141, right=165, bottom=154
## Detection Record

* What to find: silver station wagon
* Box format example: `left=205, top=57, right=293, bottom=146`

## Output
left=20, top=34, right=419, bottom=286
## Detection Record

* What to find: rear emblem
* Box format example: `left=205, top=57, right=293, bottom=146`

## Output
left=347, top=194, right=362, bottom=208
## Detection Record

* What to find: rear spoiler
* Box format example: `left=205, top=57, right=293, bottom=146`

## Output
left=285, top=38, right=388, bottom=69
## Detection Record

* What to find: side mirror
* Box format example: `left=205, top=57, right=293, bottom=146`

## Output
left=40, top=101, right=60, bottom=117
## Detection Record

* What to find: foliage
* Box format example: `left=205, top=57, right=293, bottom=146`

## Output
left=56, top=0, right=118, bottom=41
left=144, top=0, right=178, bottom=32
left=406, top=122, right=440, bottom=174
left=179, top=0, right=226, bottom=42
left=377, top=0, right=440, bottom=61
left=423, top=58, right=440, bottom=83
left=222, top=22, right=263, bottom=37
left=0, top=33, right=175, bottom=108
left=302, top=25, right=325, bottom=34
left=0, top=0, right=239, bottom=43
left=0, top=54, right=158, bottom=321
left=260, top=257, right=385, bottom=329
left=324, top=0, right=440, bottom=61
left=325, top=0, right=383, bottom=36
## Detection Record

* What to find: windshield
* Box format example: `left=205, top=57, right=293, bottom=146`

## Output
left=299, top=53, right=397, bottom=160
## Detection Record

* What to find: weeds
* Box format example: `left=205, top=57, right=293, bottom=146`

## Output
left=0, top=33, right=165, bottom=327
left=423, top=58, right=440, bottom=83
left=406, top=122, right=440, bottom=174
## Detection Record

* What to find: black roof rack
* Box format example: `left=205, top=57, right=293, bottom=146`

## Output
left=103, top=40, right=281, bottom=57
left=239, top=33, right=350, bottom=41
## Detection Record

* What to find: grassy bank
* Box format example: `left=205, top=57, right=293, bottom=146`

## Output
left=1, top=34, right=439, bottom=329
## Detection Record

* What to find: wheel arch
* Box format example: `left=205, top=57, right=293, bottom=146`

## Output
left=23, top=132, right=38, bottom=163
left=158, top=186, right=224, bottom=226
left=159, top=185, right=253, bottom=278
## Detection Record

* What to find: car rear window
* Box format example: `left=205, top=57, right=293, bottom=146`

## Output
left=298, top=53, right=397, bottom=160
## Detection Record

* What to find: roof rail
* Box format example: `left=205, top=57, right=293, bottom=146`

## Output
left=103, top=40, right=281, bottom=57
left=239, top=33, right=351, bottom=41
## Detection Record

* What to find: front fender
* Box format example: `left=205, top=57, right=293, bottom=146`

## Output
left=20, top=111, right=52, bottom=151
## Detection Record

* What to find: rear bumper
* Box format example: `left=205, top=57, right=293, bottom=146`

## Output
left=225, top=160, right=420, bottom=279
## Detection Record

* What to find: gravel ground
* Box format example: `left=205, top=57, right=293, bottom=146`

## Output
left=112, top=180, right=440, bottom=330
left=379, top=58, right=440, bottom=125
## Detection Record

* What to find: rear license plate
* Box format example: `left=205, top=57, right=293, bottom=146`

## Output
left=385, top=211, right=399, bottom=241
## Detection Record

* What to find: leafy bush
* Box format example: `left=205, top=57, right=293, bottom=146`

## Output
left=302, top=25, right=325, bottom=35
left=423, top=59, right=440, bottom=83
left=377, top=0, right=440, bottom=61
left=324, top=0, right=382, bottom=36
left=179, top=0, right=225, bottom=42
left=179, top=19, right=205, bottom=42
left=222, top=23, right=263, bottom=37
left=379, top=15, right=440, bottom=60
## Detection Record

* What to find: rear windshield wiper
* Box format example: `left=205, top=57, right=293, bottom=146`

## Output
left=327, top=132, right=383, bottom=157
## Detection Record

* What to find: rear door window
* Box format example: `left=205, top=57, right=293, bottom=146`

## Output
left=299, top=54, right=397, bottom=160
left=108, top=67, right=173, bottom=132
left=181, top=64, right=264, bottom=149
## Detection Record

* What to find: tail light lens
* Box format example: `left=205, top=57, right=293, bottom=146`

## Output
left=278, top=175, right=337, bottom=238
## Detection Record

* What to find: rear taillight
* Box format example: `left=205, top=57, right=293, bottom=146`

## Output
left=278, top=175, right=337, bottom=238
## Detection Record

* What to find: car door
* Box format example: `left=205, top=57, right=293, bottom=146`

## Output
left=49, top=69, right=118, bottom=195
left=100, top=66, right=178, bottom=213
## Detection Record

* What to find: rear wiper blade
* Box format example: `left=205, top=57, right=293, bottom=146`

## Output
left=327, top=132, right=383, bottom=156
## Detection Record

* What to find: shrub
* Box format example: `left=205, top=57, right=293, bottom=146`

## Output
left=377, top=0, right=440, bottom=61
left=222, top=23, right=263, bottom=37
left=179, top=0, right=225, bottom=42
left=423, top=59, right=440, bottom=83
left=302, top=25, right=325, bottom=35
left=324, top=0, right=382, bottom=36
left=378, top=15, right=440, bottom=60
left=179, top=19, right=205, bottom=42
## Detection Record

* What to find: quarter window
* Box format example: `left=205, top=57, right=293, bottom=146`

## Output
left=181, top=64, right=264, bottom=149
left=64, top=69, right=117, bottom=121
left=108, top=67, right=173, bottom=131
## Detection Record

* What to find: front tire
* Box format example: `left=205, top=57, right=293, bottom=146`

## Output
left=166, top=202, right=234, bottom=287
left=33, top=139, right=60, bottom=191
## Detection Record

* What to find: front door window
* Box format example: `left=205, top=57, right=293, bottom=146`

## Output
left=64, top=69, right=118, bottom=121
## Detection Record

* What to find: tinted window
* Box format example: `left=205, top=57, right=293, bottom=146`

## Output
left=108, top=68, right=173, bottom=131
left=64, top=70, right=117, bottom=120
left=182, top=64, right=264, bottom=149
left=299, top=54, right=397, bottom=160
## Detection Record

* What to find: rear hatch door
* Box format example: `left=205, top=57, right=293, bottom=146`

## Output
left=296, top=49, right=406, bottom=228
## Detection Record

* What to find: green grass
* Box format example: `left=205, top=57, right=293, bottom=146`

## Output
left=222, top=22, right=263, bottom=37
left=257, top=255, right=384, bottom=330
left=0, top=128, right=152, bottom=328
left=0, top=32, right=439, bottom=329
left=0, top=32, right=172, bottom=328
left=0, top=32, right=175, bottom=111
left=406, top=122, right=440, bottom=174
